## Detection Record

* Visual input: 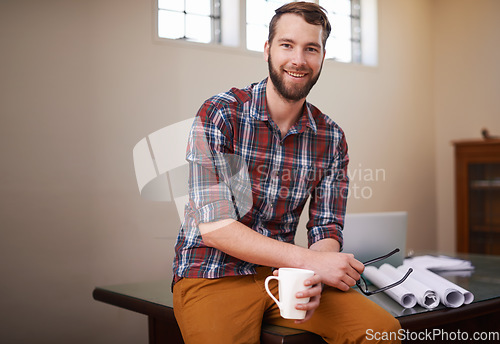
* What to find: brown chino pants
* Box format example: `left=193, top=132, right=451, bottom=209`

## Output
left=173, top=267, right=401, bottom=344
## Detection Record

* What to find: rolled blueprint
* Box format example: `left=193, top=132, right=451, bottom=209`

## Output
left=398, top=266, right=473, bottom=308
left=370, top=293, right=417, bottom=317
left=379, top=264, right=439, bottom=309
left=454, top=284, right=474, bottom=304
left=363, top=266, right=417, bottom=308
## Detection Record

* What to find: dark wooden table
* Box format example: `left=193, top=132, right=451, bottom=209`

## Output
left=93, top=253, right=500, bottom=343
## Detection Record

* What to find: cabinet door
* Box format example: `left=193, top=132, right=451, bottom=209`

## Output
left=455, top=140, right=500, bottom=254
left=468, top=163, right=500, bottom=254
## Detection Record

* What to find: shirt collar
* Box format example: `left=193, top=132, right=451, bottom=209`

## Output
left=249, top=78, right=318, bottom=135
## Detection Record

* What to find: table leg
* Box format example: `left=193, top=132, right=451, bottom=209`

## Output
left=148, top=314, right=184, bottom=344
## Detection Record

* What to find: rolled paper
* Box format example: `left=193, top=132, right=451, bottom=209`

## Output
left=363, top=266, right=417, bottom=308
left=379, top=264, right=439, bottom=309
left=398, top=266, right=468, bottom=308
left=404, top=255, right=474, bottom=272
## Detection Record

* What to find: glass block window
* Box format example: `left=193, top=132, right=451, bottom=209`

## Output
left=157, top=1, right=370, bottom=65
left=320, top=0, right=361, bottom=63
left=158, top=0, right=220, bottom=44
left=246, top=0, right=289, bottom=52
left=246, top=0, right=361, bottom=63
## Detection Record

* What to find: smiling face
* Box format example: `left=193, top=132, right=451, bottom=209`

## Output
left=264, top=13, right=326, bottom=102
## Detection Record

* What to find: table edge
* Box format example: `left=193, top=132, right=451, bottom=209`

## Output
left=397, top=297, right=500, bottom=330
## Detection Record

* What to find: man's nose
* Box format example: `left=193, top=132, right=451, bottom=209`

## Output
left=291, top=49, right=307, bottom=66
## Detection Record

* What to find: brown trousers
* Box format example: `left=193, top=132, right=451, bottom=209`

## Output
left=173, top=267, right=401, bottom=344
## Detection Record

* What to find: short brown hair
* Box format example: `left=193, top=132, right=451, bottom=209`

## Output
left=268, top=1, right=331, bottom=49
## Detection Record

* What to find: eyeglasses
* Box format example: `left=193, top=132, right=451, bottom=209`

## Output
left=356, top=248, right=413, bottom=296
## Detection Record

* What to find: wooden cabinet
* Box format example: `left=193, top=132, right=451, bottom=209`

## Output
left=454, top=139, right=500, bottom=254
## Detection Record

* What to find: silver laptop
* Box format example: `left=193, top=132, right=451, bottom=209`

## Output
left=341, top=212, right=407, bottom=267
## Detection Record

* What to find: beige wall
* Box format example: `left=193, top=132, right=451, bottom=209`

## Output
left=433, top=0, right=500, bottom=252
left=0, top=0, right=497, bottom=343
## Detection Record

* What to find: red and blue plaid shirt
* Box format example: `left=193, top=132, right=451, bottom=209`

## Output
left=173, top=78, right=349, bottom=281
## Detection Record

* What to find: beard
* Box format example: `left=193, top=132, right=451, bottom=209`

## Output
left=267, top=53, right=322, bottom=102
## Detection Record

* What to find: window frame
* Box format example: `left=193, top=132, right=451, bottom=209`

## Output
left=157, top=0, right=221, bottom=44
left=153, top=0, right=377, bottom=66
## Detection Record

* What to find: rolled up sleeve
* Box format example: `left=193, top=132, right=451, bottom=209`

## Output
left=187, top=105, right=239, bottom=226
left=307, top=132, right=349, bottom=249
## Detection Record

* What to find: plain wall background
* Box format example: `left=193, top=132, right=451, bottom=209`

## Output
left=0, top=0, right=498, bottom=343
left=433, top=0, right=500, bottom=253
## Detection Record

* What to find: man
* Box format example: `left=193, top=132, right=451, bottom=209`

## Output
left=172, top=2, right=401, bottom=343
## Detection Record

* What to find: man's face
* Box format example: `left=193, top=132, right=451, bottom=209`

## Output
left=265, top=13, right=326, bottom=102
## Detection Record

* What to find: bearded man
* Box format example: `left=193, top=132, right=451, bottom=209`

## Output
left=172, top=2, right=401, bottom=343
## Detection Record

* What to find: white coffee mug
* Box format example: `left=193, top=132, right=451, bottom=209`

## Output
left=264, top=268, right=315, bottom=320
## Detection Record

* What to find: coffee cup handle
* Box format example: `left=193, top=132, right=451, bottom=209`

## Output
left=264, top=276, right=281, bottom=310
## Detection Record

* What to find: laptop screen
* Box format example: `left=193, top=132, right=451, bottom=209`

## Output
left=341, top=212, right=408, bottom=267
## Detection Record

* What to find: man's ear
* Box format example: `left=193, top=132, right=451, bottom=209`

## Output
left=264, top=40, right=270, bottom=62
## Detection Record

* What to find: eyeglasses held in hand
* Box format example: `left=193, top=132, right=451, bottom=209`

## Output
left=356, top=248, right=413, bottom=296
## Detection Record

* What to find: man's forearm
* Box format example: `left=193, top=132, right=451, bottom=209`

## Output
left=200, top=219, right=362, bottom=290
left=309, top=238, right=341, bottom=253
left=200, top=219, right=314, bottom=269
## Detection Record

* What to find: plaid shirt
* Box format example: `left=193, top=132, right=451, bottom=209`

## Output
left=173, top=78, right=349, bottom=281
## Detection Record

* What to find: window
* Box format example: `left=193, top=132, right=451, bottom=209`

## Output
left=246, top=0, right=289, bottom=52
left=320, top=0, right=361, bottom=63
left=156, top=0, right=377, bottom=65
left=245, top=0, right=361, bottom=63
left=158, top=0, right=220, bottom=43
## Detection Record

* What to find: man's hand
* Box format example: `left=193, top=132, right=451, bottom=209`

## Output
left=294, top=273, right=323, bottom=323
left=307, top=239, right=364, bottom=291
left=271, top=270, right=323, bottom=324
left=289, top=251, right=364, bottom=323
left=310, top=251, right=364, bottom=291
